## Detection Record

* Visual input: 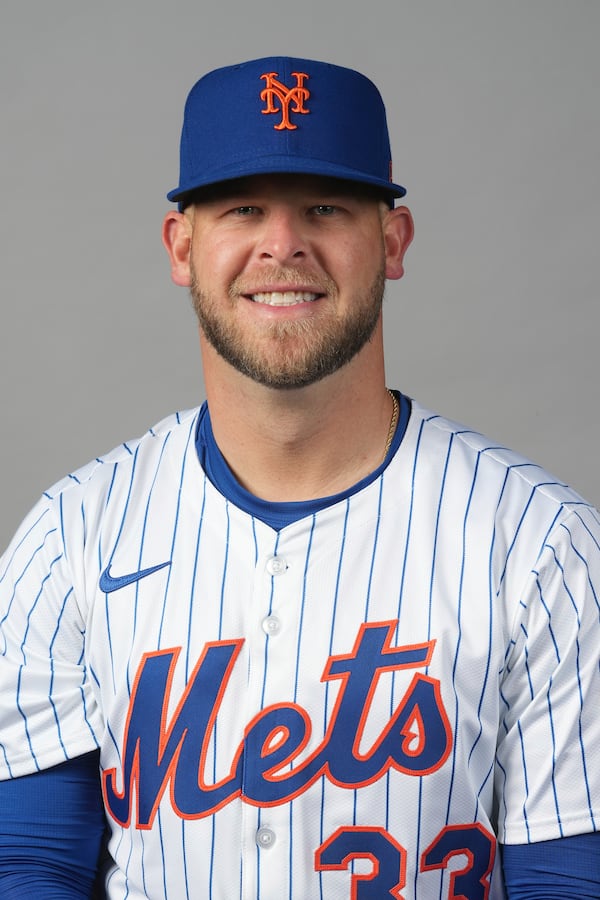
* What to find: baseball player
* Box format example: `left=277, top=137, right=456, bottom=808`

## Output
left=1, top=56, right=599, bottom=899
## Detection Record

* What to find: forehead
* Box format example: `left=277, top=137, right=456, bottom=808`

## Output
left=190, top=173, right=387, bottom=205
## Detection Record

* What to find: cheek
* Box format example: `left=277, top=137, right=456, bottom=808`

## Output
left=338, top=233, right=386, bottom=286
left=190, top=238, right=243, bottom=289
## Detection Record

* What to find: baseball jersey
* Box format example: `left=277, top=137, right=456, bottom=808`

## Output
left=1, top=398, right=599, bottom=900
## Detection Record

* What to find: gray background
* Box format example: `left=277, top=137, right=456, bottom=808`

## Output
left=1, top=0, right=598, bottom=551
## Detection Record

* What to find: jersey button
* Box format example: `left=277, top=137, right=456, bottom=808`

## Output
left=266, top=555, right=287, bottom=575
left=262, top=615, right=281, bottom=636
left=256, top=827, right=276, bottom=849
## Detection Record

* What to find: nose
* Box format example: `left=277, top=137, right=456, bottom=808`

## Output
left=256, top=209, right=308, bottom=265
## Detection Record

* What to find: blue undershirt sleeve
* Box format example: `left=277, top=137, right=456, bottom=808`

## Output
left=502, top=831, right=600, bottom=899
left=0, top=751, right=105, bottom=899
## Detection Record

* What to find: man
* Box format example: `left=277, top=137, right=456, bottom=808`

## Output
left=0, top=56, right=599, bottom=899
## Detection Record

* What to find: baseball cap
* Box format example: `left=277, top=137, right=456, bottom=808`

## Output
left=167, top=56, right=406, bottom=208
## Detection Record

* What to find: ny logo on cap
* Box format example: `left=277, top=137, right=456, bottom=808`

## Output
left=260, top=71, right=310, bottom=130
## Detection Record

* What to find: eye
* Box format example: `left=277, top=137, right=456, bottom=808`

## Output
left=312, top=204, right=337, bottom=216
left=233, top=205, right=259, bottom=216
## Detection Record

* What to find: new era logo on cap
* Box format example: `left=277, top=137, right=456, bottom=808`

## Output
left=166, top=56, right=406, bottom=207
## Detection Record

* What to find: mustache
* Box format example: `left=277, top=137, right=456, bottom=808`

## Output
left=229, top=267, right=336, bottom=296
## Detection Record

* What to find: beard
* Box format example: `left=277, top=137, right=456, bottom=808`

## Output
left=189, top=264, right=387, bottom=389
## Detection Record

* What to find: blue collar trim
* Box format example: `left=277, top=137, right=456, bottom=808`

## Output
left=195, top=391, right=410, bottom=530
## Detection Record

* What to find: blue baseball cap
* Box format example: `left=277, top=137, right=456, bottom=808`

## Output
left=167, top=56, right=406, bottom=208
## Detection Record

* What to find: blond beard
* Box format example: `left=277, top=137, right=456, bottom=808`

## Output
left=189, top=265, right=386, bottom=389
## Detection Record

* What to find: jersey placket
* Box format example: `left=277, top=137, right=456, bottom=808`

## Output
left=239, top=522, right=311, bottom=898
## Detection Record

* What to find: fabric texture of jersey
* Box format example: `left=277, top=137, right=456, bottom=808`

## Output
left=1, top=400, right=599, bottom=899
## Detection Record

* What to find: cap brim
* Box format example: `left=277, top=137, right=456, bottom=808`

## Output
left=167, top=155, right=406, bottom=203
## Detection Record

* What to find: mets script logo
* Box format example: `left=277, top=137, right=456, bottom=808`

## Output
left=103, top=621, right=452, bottom=827
left=260, top=70, right=310, bottom=130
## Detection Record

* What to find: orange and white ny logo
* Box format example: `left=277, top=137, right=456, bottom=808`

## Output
left=260, top=71, right=310, bottom=130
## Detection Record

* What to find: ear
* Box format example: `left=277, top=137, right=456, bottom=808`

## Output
left=162, top=210, right=193, bottom=287
left=382, top=205, right=414, bottom=280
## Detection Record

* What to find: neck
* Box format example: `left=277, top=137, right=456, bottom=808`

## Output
left=202, top=344, right=395, bottom=502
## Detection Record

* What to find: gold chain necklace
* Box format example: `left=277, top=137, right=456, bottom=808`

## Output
left=383, top=389, right=399, bottom=460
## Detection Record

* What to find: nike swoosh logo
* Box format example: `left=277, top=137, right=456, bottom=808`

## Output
left=99, top=560, right=171, bottom=593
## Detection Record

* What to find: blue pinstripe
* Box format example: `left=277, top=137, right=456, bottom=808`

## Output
left=294, top=513, right=317, bottom=704
left=534, top=576, right=561, bottom=663
left=517, top=719, right=532, bottom=841
left=565, top=517, right=600, bottom=609
left=185, top=472, right=207, bottom=682
left=48, top=586, right=76, bottom=757
left=411, top=431, right=454, bottom=899
left=129, top=431, right=173, bottom=693
left=157, top=417, right=197, bottom=649
left=551, top=541, right=596, bottom=829
left=16, top=552, right=63, bottom=769
left=102, top=446, right=142, bottom=691
left=545, top=676, right=563, bottom=835
left=318, top=498, right=350, bottom=900
left=444, top=450, right=483, bottom=828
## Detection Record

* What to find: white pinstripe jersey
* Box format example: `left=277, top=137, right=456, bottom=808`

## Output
left=1, top=400, right=599, bottom=899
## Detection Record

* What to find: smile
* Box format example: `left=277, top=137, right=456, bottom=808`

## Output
left=249, top=291, right=321, bottom=306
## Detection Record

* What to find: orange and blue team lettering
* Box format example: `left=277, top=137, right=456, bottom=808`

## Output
left=103, top=621, right=451, bottom=825
left=103, top=619, right=496, bottom=897
left=315, top=823, right=495, bottom=900
left=260, top=71, right=310, bottom=130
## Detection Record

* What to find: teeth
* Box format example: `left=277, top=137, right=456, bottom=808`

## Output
left=250, top=291, right=319, bottom=306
